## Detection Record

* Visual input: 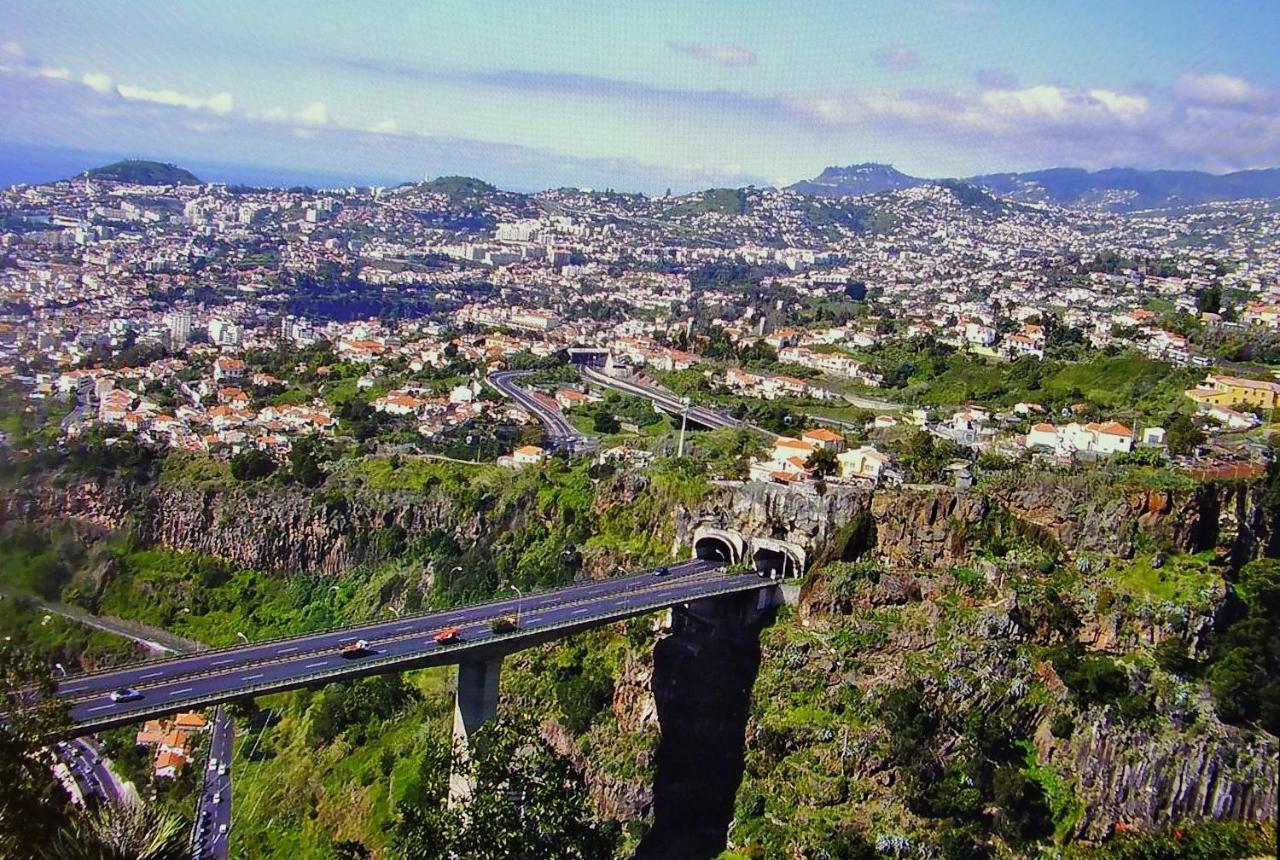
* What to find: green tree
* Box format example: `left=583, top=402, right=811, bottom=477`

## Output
left=1207, top=558, right=1280, bottom=734
left=287, top=436, right=326, bottom=487
left=591, top=411, right=621, bottom=434
left=394, top=718, right=617, bottom=860
left=0, top=646, right=71, bottom=856
left=805, top=446, right=839, bottom=477
left=1164, top=414, right=1204, bottom=456
left=1196, top=285, right=1222, bottom=314
left=991, top=767, right=1053, bottom=845
left=229, top=448, right=277, bottom=481
left=40, top=800, right=188, bottom=860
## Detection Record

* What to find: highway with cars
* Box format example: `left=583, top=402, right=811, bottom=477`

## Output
left=191, top=706, right=234, bottom=860
left=52, top=559, right=765, bottom=734
left=580, top=366, right=776, bottom=437
left=487, top=370, right=591, bottom=451
left=53, top=737, right=128, bottom=805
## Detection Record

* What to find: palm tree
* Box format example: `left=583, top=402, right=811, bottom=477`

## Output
left=41, top=800, right=188, bottom=860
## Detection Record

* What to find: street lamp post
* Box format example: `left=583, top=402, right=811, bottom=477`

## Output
left=236, top=632, right=249, bottom=645
left=505, top=583, right=524, bottom=625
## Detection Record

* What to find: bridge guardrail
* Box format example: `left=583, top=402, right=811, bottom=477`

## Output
left=70, top=575, right=773, bottom=731
left=59, top=562, right=725, bottom=698
left=57, top=560, right=720, bottom=684
left=57, top=560, right=721, bottom=691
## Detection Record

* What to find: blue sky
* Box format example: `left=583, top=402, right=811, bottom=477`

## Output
left=1, top=0, right=1278, bottom=191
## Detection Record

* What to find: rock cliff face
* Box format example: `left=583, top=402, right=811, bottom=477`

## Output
left=5, top=473, right=1270, bottom=579
left=1039, top=717, right=1277, bottom=839
left=674, top=480, right=871, bottom=559
left=0, top=479, right=493, bottom=576
left=676, top=478, right=1274, bottom=573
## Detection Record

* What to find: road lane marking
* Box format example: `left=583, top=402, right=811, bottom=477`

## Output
left=277, top=647, right=297, bottom=654
left=211, top=658, right=235, bottom=666
left=140, top=671, right=163, bottom=679
left=168, top=687, right=193, bottom=697
left=304, top=661, right=328, bottom=669
left=397, top=625, right=413, bottom=632
left=571, top=608, right=590, bottom=615
left=524, top=616, right=541, bottom=623
left=241, top=673, right=264, bottom=681
left=86, top=704, right=114, bottom=713
left=61, top=685, right=85, bottom=693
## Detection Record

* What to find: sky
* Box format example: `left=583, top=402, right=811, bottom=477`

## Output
left=1, top=0, right=1278, bottom=192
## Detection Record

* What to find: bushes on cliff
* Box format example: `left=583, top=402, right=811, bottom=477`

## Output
left=1063, top=821, right=1273, bottom=860
left=305, top=674, right=419, bottom=746
left=392, top=717, right=619, bottom=860
left=1205, top=558, right=1280, bottom=734
left=875, top=682, right=1056, bottom=848
left=230, top=448, right=277, bottom=481
left=1049, top=645, right=1153, bottom=722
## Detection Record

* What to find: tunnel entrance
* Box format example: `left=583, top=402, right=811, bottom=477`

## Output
left=691, top=527, right=745, bottom=565
left=752, top=548, right=793, bottom=579
left=695, top=536, right=735, bottom=563
left=748, top=538, right=806, bottom=580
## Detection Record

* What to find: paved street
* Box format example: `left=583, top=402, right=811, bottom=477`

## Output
left=55, top=560, right=755, bottom=733
left=191, top=707, right=234, bottom=860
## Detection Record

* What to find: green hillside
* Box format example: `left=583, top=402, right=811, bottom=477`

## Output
left=83, top=159, right=201, bottom=185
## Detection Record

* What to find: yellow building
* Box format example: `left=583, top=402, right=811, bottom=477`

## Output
left=1186, top=374, right=1280, bottom=410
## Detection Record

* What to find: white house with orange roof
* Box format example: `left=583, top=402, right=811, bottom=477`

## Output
left=748, top=436, right=818, bottom=483
left=1027, top=420, right=1134, bottom=456
left=212, top=357, right=245, bottom=383
left=511, top=445, right=546, bottom=467
left=801, top=427, right=846, bottom=452
left=837, top=445, right=891, bottom=483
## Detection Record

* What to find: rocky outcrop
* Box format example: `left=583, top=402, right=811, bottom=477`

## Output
left=6, top=471, right=1272, bottom=580
left=0, top=479, right=495, bottom=576
left=870, top=489, right=990, bottom=568
left=1040, top=716, right=1278, bottom=839
left=674, top=480, right=873, bottom=562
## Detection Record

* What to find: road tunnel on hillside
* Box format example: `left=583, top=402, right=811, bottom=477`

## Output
left=749, top=537, right=806, bottom=579
left=692, top=527, right=745, bottom=564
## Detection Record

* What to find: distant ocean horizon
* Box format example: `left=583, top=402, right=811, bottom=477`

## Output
left=0, top=141, right=408, bottom=190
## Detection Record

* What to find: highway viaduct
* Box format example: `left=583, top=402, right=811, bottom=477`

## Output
left=43, top=528, right=804, bottom=798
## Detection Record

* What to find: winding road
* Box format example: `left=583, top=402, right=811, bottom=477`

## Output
left=487, top=370, right=591, bottom=452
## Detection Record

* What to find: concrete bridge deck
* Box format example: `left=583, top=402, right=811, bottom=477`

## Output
left=51, top=559, right=771, bottom=735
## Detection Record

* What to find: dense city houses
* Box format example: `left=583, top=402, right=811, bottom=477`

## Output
left=0, top=163, right=1277, bottom=474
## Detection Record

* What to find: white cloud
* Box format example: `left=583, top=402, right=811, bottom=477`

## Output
left=1, top=41, right=24, bottom=60
left=296, top=101, right=328, bottom=124
left=36, top=66, right=70, bottom=80
left=1175, top=72, right=1263, bottom=108
left=82, top=72, right=113, bottom=93
left=115, top=83, right=234, bottom=114
left=782, top=72, right=1280, bottom=172
left=1088, top=88, right=1149, bottom=122
left=369, top=118, right=398, bottom=133
left=670, top=42, right=757, bottom=68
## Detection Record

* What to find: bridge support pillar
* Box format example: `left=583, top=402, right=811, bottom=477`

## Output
left=449, top=657, right=503, bottom=805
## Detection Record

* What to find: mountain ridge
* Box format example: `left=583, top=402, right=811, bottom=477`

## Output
left=788, top=162, right=1280, bottom=210
left=58, top=157, right=1280, bottom=212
